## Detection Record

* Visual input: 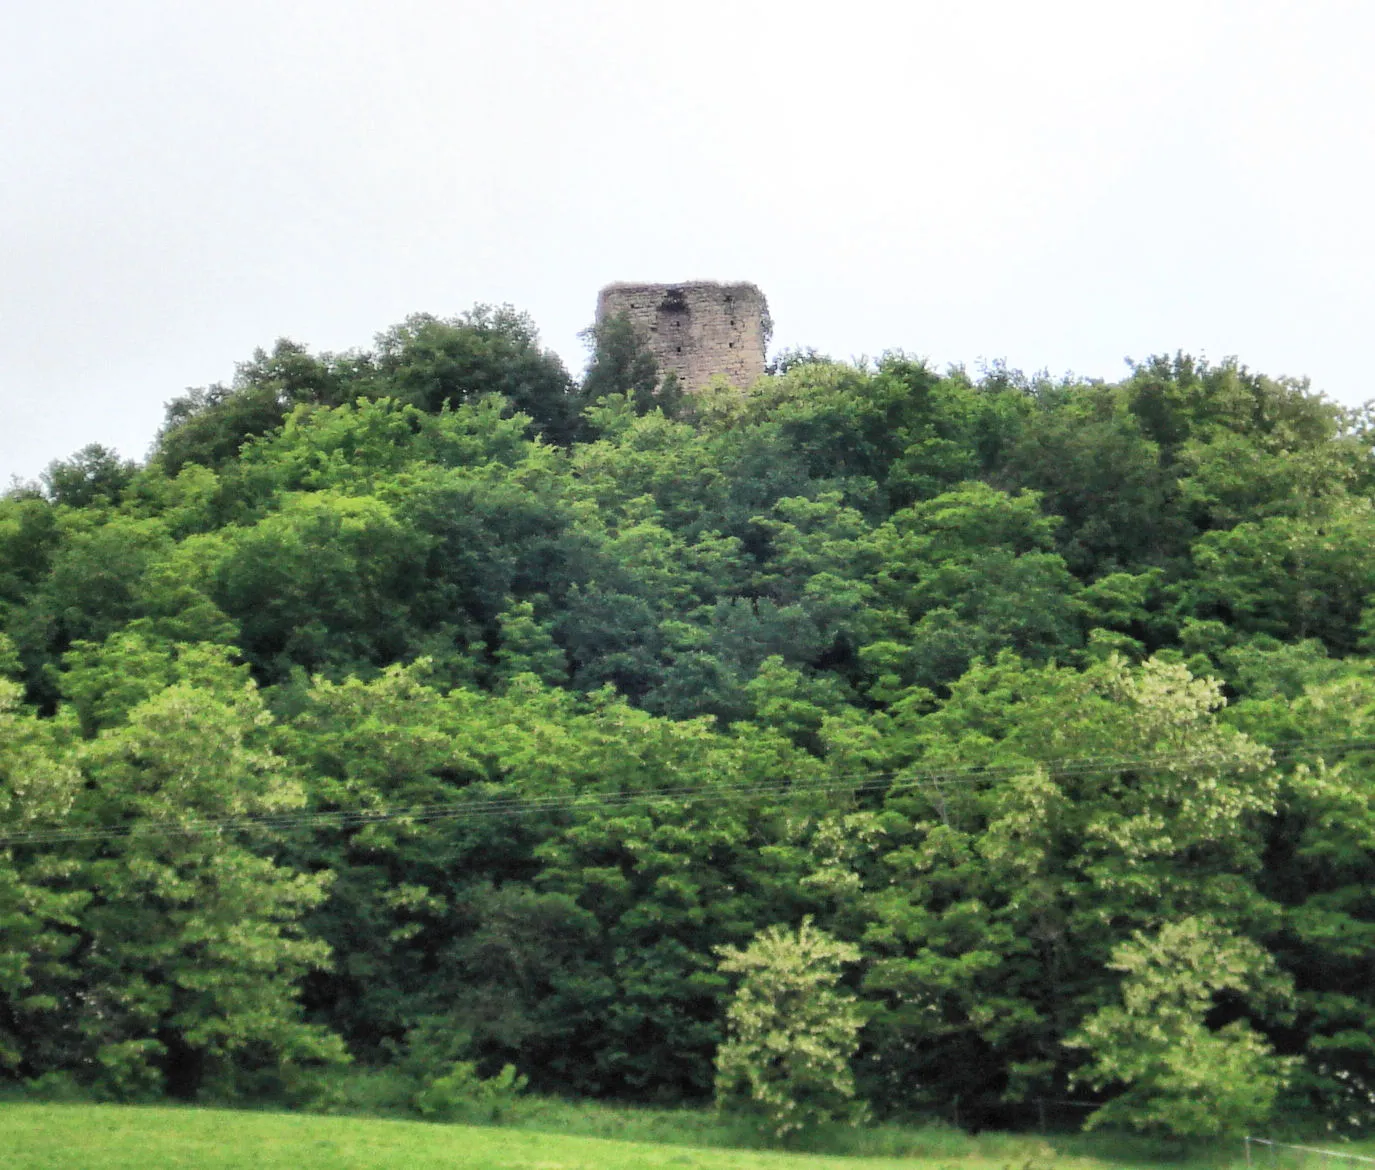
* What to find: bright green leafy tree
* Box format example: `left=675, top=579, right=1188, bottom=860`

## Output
left=714, top=917, right=866, bottom=1137
left=1068, top=916, right=1296, bottom=1137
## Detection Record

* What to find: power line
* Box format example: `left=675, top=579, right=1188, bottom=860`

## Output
left=1, top=737, right=1363, bottom=847
left=1, top=735, right=1371, bottom=850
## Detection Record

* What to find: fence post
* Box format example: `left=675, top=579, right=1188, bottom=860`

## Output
left=1246, top=1136, right=1253, bottom=1168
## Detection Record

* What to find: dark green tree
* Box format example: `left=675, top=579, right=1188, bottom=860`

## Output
left=376, top=307, right=578, bottom=442
left=580, top=312, right=671, bottom=419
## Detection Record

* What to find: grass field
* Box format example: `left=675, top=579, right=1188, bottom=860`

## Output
left=0, top=1102, right=1165, bottom=1170
left=8, top=1101, right=1369, bottom=1170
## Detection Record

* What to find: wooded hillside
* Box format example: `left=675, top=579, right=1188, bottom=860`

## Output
left=3, top=307, right=1373, bottom=1137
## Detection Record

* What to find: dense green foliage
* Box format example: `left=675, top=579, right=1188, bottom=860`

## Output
left=3, top=310, right=1375, bottom=1139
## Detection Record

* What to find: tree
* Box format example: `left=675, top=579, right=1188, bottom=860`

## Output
left=1187, top=497, right=1375, bottom=654
left=64, top=672, right=345, bottom=1098
left=376, top=307, right=578, bottom=443
left=1068, top=917, right=1296, bottom=1138
left=493, top=598, right=568, bottom=688
left=1125, top=353, right=1339, bottom=458
left=156, top=374, right=297, bottom=476
left=714, top=918, right=865, bottom=1137
left=209, top=491, right=428, bottom=680
left=0, top=650, right=86, bottom=1077
left=860, top=483, right=1081, bottom=692
left=1225, top=656, right=1375, bottom=1127
left=580, top=312, right=669, bottom=418
left=41, top=444, right=137, bottom=509
left=998, top=384, right=1183, bottom=575
left=527, top=700, right=824, bottom=1098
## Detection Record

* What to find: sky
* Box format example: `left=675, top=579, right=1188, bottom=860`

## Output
left=3, top=0, right=1374, bottom=483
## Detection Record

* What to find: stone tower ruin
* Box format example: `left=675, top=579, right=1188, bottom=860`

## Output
left=595, top=281, right=769, bottom=393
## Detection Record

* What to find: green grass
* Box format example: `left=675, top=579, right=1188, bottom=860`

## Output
left=0, top=1102, right=1087, bottom=1170
left=4, top=1100, right=1368, bottom=1170
left=314, top=1069, right=1030, bottom=1159
left=311, top=1070, right=1218, bottom=1163
left=295, top=1069, right=1071, bottom=1160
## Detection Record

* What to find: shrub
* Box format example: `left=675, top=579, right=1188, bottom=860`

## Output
left=412, top=1061, right=528, bottom=1123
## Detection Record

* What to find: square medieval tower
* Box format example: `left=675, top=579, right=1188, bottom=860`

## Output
left=595, top=281, right=769, bottom=392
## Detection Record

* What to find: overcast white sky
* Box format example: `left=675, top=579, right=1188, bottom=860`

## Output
left=3, top=0, right=1373, bottom=482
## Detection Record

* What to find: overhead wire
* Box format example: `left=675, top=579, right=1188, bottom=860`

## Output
left=1, top=735, right=1372, bottom=849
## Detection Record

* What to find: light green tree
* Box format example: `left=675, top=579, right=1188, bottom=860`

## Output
left=493, top=598, right=568, bottom=688
left=68, top=669, right=346, bottom=1098
left=0, top=653, right=86, bottom=1074
left=714, top=917, right=865, bottom=1137
left=1068, top=916, right=1296, bottom=1137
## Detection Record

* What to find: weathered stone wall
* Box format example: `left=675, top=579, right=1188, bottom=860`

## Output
left=595, top=281, right=769, bottom=392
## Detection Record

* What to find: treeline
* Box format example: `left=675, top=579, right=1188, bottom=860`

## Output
left=2, top=306, right=1375, bottom=1136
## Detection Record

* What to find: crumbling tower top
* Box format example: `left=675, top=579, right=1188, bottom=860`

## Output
left=595, top=281, right=769, bottom=392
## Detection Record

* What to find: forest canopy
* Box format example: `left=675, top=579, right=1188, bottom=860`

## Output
left=3, top=306, right=1375, bottom=1137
